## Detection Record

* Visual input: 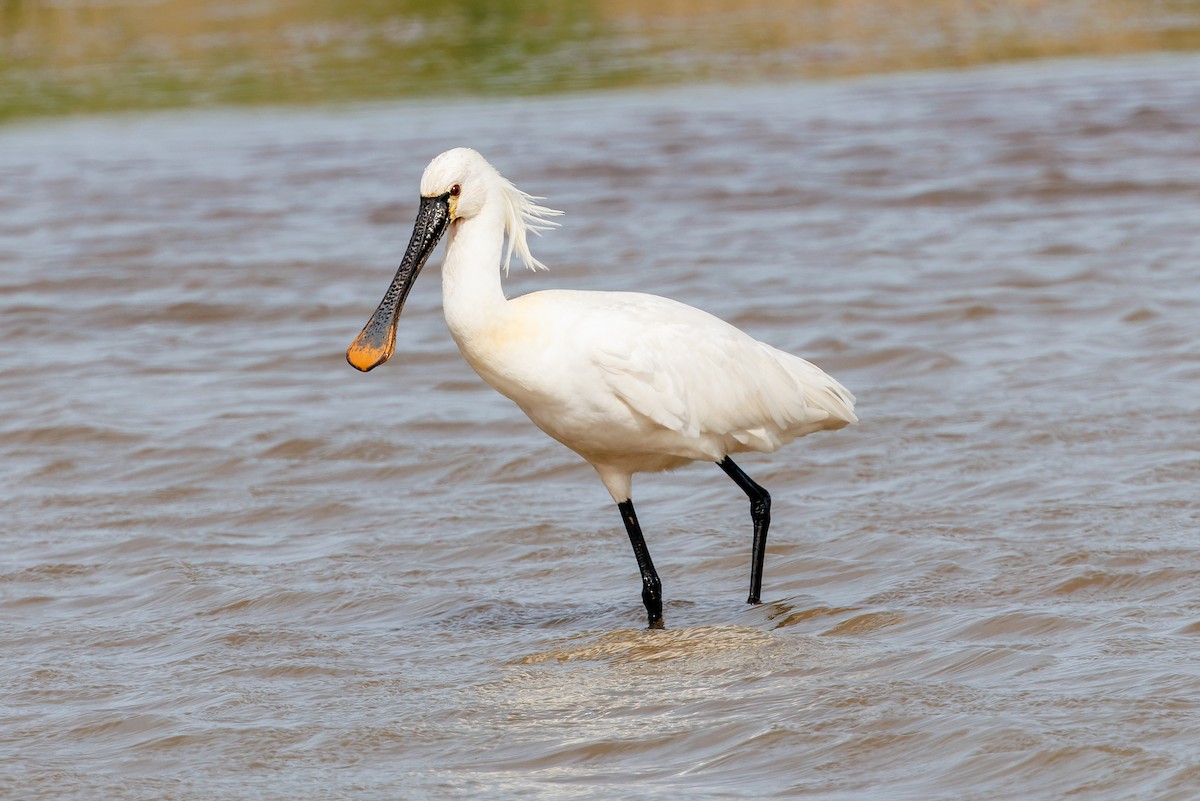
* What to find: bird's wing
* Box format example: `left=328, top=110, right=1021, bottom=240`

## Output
left=588, top=294, right=855, bottom=454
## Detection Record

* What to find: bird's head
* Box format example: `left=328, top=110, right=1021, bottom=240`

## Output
left=418, top=147, right=485, bottom=222
left=345, top=148, right=561, bottom=373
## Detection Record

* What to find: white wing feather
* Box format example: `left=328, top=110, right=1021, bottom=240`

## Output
left=588, top=293, right=856, bottom=459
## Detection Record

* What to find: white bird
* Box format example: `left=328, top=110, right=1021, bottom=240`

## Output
left=348, top=148, right=856, bottom=629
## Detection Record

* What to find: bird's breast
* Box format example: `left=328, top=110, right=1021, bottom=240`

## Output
left=449, top=301, right=555, bottom=401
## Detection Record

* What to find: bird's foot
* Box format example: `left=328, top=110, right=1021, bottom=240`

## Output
left=641, top=584, right=663, bottom=630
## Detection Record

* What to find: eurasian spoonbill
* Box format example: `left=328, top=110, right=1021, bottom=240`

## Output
left=347, top=148, right=857, bottom=629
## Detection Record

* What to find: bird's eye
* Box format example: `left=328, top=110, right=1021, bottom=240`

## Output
left=449, top=184, right=461, bottom=197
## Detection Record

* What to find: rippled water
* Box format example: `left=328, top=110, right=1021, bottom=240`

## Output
left=2, top=56, right=1199, bottom=800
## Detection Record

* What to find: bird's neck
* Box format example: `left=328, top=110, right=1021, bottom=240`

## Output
left=441, top=202, right=509, bottom=345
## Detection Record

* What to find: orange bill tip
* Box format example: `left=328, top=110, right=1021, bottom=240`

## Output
left=346, top=329, right=394, bottom=372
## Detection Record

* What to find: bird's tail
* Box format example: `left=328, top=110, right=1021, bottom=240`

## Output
left=773, top=348, right=858, bottom=428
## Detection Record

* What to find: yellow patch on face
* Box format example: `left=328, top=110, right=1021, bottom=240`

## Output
left=447, top=194, right=459, bottom=220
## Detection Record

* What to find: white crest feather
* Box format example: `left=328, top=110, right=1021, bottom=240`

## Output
left=495, top=174, right=563, bottom=275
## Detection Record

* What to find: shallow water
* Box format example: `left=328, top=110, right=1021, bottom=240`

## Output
left=2, top=56, right=1199, bottom=800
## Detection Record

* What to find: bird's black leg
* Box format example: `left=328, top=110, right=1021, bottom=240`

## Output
left=617, top=499, right=664, bottom=629
left=718, top=457, right=772, bottom=605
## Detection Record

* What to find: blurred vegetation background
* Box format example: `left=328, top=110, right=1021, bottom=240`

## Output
left=1, top=0, right=1198, bottom=122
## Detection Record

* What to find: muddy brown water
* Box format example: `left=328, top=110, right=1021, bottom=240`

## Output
left=2, top=56, right=1199, bottom=800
